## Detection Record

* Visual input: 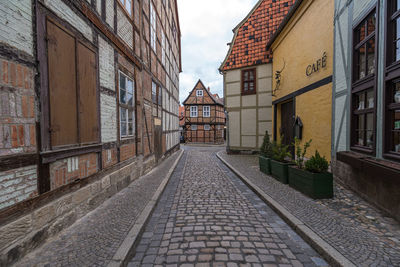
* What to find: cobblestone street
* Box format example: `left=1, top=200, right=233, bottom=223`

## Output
left=128, top=147, right=327, bottom=266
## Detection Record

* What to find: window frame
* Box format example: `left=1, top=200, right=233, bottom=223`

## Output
left=350, top=8, right=378, bottom=155
left=118, top=0, right=133, bottom=17
left=241, top=68, right=257, bottom=95
left=190, top=106, right=198, bottom=118
left=384, top=1, right=400, bottom=161
left=196, top=90, right=203, bottom=97
left=191, top=125, right=198, bottom=131
left=119, top=71, right=136, bottom=139
left=204, top=124, right=210, bottom=131
left=203, top=106, right=210, bottom=117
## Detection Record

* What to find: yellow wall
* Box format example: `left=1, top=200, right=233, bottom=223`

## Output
left=271, top=0, right=333, bottom=161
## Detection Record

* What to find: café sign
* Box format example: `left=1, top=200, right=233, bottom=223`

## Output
left=306, top=52, right=327, bottom=77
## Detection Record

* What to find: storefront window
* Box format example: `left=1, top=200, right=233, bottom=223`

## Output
left=352, top=10, right=376, bottom=153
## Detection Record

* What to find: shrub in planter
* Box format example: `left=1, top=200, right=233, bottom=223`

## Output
left=270, top=137, right=293, bottom=184
left=288, top=150, right=333, bottom=199
left=259, top=131, right=273, bottom=174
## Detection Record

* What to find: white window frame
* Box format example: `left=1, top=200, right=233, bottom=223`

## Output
left=204, top=124, right=210, bottom=131
left=190, top=106, right=198, bottom=117
left=150, top=3, right=157, bottom=52
left=196, top=90, right=203, bottom=97
left=119, top=71, right=135, bottom=138
left=192, top=125, right=198, bottom=131
left=203, top=106, right=210, bottom=117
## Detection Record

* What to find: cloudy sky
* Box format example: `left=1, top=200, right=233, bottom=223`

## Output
left=177, top=0, right=259, bottom=104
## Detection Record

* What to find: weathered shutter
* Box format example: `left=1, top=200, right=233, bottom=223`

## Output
left=47, top=20, right=78, bottom=147
left=77, top=42, right=99, bottom=144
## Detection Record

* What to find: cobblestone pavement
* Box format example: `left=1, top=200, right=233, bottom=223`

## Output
left=16, top=152, right=181, bottom=267
left=218, top=152, right=400, bottom=266
left=129, top=149, right=328, bottom=266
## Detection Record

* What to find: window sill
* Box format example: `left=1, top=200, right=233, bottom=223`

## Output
left=337, top=151, right=400, bottom=180
left=241, top=91, right=256, bottom=96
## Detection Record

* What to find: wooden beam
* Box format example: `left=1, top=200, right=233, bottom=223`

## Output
left=0, top=153, right=39, bottom=172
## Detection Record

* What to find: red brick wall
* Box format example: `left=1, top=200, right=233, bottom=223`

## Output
left=0, top=58, right=36, bottom=156
left=120, top=143, right=135, bottom=162
left=102, top=148, right=118, bottom=168
left=50, top=153, right=98, bottom=190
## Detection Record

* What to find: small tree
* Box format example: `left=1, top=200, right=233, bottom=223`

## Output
left=305, top=150, right=329, bottom=173
left=293, top=137, right=312, bottom=169
left=272, top=136, right=291, bottom=162
left=260, top=131, right=273, bottom=158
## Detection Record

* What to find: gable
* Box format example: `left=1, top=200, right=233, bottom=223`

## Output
left=183, top=80, right=223, bottom=106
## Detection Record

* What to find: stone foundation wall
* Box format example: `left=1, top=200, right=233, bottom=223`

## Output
left=332, top=159, right=400, bottom=222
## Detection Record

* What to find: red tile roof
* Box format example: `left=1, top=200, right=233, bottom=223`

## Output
left=220, top=0, right=295, bottom=71
left=179, top=105, right=185, bottom=127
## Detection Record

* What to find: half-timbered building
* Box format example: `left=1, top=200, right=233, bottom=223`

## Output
left=0, top=0, right=181, bottom=264
left=183, top=80, right=225, bottom=144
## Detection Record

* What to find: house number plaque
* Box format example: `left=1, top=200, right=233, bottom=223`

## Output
left=306, top=52, right=327, bottom=76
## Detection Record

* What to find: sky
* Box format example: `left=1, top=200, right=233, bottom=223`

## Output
left=177, top=0, right=259, bottom=104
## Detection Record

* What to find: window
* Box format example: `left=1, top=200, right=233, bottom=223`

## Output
left=204, top=124, right=210, bottom=131
left=152, top=81, right=157, bottom=104
left=162, top=31, right=166, bottom=66
left=46, top=19, right=99, bottom=148
left=203, top=106, right=210, bottom=117
left=150, top=3, right=157, bottom=52
left=190, top=106, right=198, bottom=117
left=242, top=69, right=256, bottom=95
left=191, top=125, right=198, bottom=131
left=196, top=90, right=203, bottom=97
left=119, top=0, right=133, bottom=16
left=385, top=2, right=400, bottom=158
left=119, top=71, right=135, bottom=138
left=351, top=10, right=377, bottom=152
left=158, top=86, right=162, bottom=106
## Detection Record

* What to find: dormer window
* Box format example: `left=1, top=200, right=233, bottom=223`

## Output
left=196, top=90, right=203, bottom=97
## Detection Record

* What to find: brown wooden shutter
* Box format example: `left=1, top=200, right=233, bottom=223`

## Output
left=47, top=20, right=78, bottom=147
left=77, top=42, right=99, bottom=144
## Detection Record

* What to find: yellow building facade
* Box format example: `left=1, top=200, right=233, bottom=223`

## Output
left=268, top=0, right=334, bottom=161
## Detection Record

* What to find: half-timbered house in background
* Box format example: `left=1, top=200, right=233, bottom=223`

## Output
left=0, top=0, right=181, bottom=264
left=183, top=80, right=225, bottom=144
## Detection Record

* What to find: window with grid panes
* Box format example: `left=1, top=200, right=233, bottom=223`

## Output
left=351, top=10, right=376, bottom=152
left=150, top=3, right=157, bottom=52
left=385, top=1, right=400, bottom=156
left=242, top=69, right=256, bottom=95
left=190, top=106, right=198, bottom=117
left=203, top=106, right=210, bottom=117
left=119, top=71, right=135, bottom=138
left=204, top=124, right=210, bottom=131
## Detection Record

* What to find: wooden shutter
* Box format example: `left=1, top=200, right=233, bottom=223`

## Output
left=47, top=20, right=78, bottom=147
left=77, top=42, right=99, bottom=144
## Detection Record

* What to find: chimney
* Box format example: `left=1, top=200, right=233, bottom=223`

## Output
left=207, top=87, right=210, bottom=91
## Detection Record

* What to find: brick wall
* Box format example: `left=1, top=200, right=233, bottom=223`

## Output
left=0, top=0, right=33, bottom=56
left=0, top=165, right=38, bottom=209
left=117, top=6, right=133, bottom=49
left=100, top=93, right=117, bottom=143
left=105, top=0, right=114, bottom=29
left=0, top=58, right=36, bottom=156
left=49, top=153, right=98, bottom=190
left=102, top=148, right=118, bottom=169
left=99, top=36, right=115, bottom=91
left=120, top=143, right=135, bottom=162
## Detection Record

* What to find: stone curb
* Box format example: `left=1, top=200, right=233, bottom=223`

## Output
left=108, top=149, right=184, bottom=267
left=216, top=151, right=356, bottom=267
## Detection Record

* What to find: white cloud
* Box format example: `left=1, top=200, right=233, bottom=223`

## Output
left=177, top=0, right=259, bottom=104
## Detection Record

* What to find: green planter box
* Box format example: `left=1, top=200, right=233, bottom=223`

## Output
left=270, top=160, right=292, bottom=184
left=288, top=166, right=333, bottom=199
left=259, top=156, right=271, bottom=175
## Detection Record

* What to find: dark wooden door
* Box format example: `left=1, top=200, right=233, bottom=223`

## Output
left=154, top=124, right=162, bottom=162
left=280, top=100, right=295, bottom=155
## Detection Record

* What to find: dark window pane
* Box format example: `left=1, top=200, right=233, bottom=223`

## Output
left=366, top=89, right=374, bottom=108
left=356, top=21, right=366, bottom=43
left=367, top=38, right=375, bottom=75
left=120, top=89, right=126, bottom=104
left=128, top=93, right=133, bottom=106
left=244, top=83, right=248, bottom=91
left=367, top=14, right=376, bottom=36
left=357, top=92, right=366, bottom=110
left=357, top=46, right=366, bottom=80
left=249, top=71, right=254, bottom=80
left=357, top=130, right=364, bottom=146
left=249, top=82, right=254, bottom=91
left=394, top=110, right=400, bottom=130
left=244, top=71, right=249, bottom=81
left=395, top=82, right=400, bottom=103
left=127, top=80, right=134, bottom=95
left=366, top=113, right=374, bottom=148
left=394, top=132, right=400, bottom=152
left=395, top=18, right=400, bottom=61
left=120, top=108, right=127, bottom=136
left=120, top=74, right=126, bottom=90
left=366, top=130, right=374, bottom=148
left=358, top=114, right=365, bottom=130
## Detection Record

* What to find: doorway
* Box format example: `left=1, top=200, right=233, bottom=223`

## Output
left=280, top=100, right=295, bottom=156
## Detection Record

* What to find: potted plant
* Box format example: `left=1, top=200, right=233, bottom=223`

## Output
left=288, top=149, right=333, bottom=199
left=259, top=131, right=273, bottom=174
left=270, top=136, right=293, bottom=184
